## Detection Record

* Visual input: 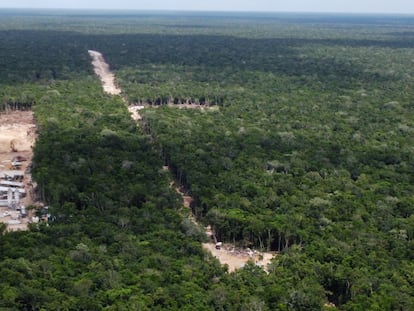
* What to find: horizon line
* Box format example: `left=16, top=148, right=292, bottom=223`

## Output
left=0, top=8, right=414, bottom=16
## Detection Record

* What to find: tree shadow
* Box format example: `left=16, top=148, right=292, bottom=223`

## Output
left=0, top=22, right=412, bottom=85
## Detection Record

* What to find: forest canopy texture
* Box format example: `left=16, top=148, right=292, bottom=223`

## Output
left=0, top=10, right=413, bottom=310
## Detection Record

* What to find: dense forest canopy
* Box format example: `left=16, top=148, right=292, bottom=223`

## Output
left=0, top=10, right=413, bottom=310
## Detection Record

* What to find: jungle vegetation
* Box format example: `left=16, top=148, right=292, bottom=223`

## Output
left=0, top=9, right=413, bottom=310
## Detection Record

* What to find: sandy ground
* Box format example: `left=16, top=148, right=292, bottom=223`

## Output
left=139, top=103, right=219, bottom=111
left=88, top=50, right=143, bottom=121
left=0, top=111, right=36, bottom=154
left=166, top=103, right=218, bottom=110
left=127, top=103, right=216, bottom=121
left=203, top=243, right=275, bottom=273
left=128, top=105, right=144, bottom=121
left=90, top=50, right=275, bottom=272
left=88, top=50, right=122, bottom=96
left=88, top=50, right=216, bottom=121
left=174, top=184, right=194, bottom=208
left=174, top=178, right=275, bottom=272
left=0, top=111, right=37, bottom=231
left=0, top=207, right=30, bottom=232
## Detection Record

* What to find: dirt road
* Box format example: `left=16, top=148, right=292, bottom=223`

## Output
left=88, top=50, right=143, bottom=121
left=88, top=50, right=275, bottom=272
left=88, top=50, right=122, bottom=95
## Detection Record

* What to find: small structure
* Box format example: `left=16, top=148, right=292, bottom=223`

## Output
left=20, top=206, right=27, bottom=218
left=0, top=171, right=25, bottom=207
left=12, top=155, right=27, bottom=163
left=11, top=161, right=23, bottom=170
left=0, top=186, right=25, bottom=195
left=0, top=180, right=25, bottom=188
left=0, top=170, right=24, bottom=181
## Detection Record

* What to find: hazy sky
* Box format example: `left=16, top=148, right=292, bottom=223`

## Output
left=1, top=0, right=414, bottom=14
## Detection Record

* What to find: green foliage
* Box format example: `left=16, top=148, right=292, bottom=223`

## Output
left=121, top=11, right=414, bottom=310
left=0, top=9, right=413, bottom=310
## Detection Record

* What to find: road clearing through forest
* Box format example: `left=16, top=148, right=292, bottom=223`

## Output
left=88, top=50, right=145, bottom=120
left=89, top=50, right=275, bottom=272
left=88, top=50, right=122, bottom=95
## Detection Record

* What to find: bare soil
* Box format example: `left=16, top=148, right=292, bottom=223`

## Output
left=0, top=111, right=35, bottom=154
left=203, top=243, right=275, bottom=273
left=88, top=50, right=122, bottom=96
left=128, top=105, right=143, bottom=121
left=166, top=103, right=218, bottom=111
left=135, top=103, right=219, bottom=111
left=89, top=50, right=143, bottom=121
left=174, top=185, right=194, bottom=208
left=0, top=110, right=37, bottom=231
left=176, top=182, right=275, bottom=272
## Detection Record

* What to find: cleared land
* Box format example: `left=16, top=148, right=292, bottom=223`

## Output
left=88, top=50, right=122, bottom=95
left=89, top=51, right=275, bottom=272
left=0, top=111, right=37, bottom=231
left=202, top=242, right=274, bottom=273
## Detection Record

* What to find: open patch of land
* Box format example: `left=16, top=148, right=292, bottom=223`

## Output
left=175, top=183, right=276, bottom=271
left=0, top=110, right=38, bottom=231
left=91, top=51, right=275, bottom=272
left=88, top=50, right=122, bottom=96
left=202, top=242, right=275, bottom=273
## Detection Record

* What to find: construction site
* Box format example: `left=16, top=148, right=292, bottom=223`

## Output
left=0, top=110, right=40, bottom=231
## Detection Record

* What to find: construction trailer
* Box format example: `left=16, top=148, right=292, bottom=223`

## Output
left=20, top=206, right=27, bottom=218
left=0, top=187, right=24, bottom=208
left=0, top=180, right=25, bottom=188
left=0, top=171, right=24, bottom=181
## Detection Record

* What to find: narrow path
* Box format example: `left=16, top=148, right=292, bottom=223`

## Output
left=88, top=50, right=144, bottom=120
left=88, top=50, right=122, bottom=96
left=88, top=50, right=275, bottom=272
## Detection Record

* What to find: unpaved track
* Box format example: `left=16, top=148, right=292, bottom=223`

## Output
left=88, top=50, right=143, bottom=120
left=89, top=50, right=275, bottom=272
left=88, top=50, right=122, bottom=95
left=128, top=105, right=143, bottom=121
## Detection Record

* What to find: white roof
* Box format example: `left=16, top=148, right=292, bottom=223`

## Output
left=0, top=171, right=24, bottom=179
left=0, top=186, right=25, bottom=194
left=0, top=181, right=25, bottom=188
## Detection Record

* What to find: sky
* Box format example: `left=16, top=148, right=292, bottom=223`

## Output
left=1, top=0, right=414, bottom=14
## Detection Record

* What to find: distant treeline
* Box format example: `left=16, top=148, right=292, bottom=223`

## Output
left=133, top=96, right=223, bottom=106
left=0, top=12, right=413, bottom=310
left=0, top=100, right=34, bottom=112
